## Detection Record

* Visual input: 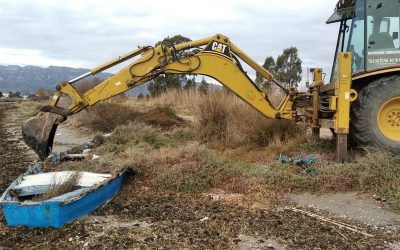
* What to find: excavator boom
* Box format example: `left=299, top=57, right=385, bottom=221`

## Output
left=22, top=34, right=304, bottom=159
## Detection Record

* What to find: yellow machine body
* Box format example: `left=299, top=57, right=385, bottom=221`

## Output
left=21, top=0, right=400, bottom=163
left=23, top=34, right=356, bottom=161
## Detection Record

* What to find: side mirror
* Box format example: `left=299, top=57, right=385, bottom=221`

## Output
left=393, top=32, right=399, bottom=40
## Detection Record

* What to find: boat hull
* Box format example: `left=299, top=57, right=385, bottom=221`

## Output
left=1, top=174, right=124, bottom=228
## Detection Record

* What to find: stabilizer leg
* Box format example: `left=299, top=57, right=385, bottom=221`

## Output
left=335, top=133, right=348, bottom=163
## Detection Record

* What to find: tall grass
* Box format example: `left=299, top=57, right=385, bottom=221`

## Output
left=70, top=101, right=184, bottom=133
left=195, top=90, right=302, bottom=148
left=74, top=102, right=141, bottom=132
left=38, top=172, right=82, bottom=201
left=136, top=88, right=202, bottom=115
left=71, top=88, right=302, bottom=151
left=135, top=89, right=302, bottom=149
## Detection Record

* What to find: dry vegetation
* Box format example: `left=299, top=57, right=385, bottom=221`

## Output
left=70, top=101, right=184, bottom=133
left=37, top=172, right=82, bottom=201
left=3, top=93, right=399, bottom=249
left=195, top=90, right=302, bottom=148
left=57, top=89, right=400, bottom=212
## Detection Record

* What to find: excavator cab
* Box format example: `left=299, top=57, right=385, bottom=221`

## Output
left=327, top=0, right=400, bottom=155
left=329, top=0, right=400, bottom=76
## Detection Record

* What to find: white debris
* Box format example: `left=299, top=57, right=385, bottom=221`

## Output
left=83, top=149, right=92, bottom=154
left=104, top=133, right=113, bottom=138
left=91, top=154, right=100, bottom=160
left=200, top=216, right=209, bottom=222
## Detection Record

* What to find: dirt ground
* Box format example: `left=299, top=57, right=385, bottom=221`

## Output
left=1, top=102, right=399, bottom=249
left=52, top=125, right=92, bottom=153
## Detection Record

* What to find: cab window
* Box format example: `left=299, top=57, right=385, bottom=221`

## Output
left=367, top=0, right=400, bottom=70
left=349, top=0, right=365, bottom=73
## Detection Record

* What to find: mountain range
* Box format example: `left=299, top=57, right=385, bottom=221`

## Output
left=0, top=65, right=148, bottom=96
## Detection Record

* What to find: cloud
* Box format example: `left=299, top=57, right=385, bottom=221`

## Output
left=0, top=47, right=80, bottom=66
left=0, top=0, right=340, bottom=78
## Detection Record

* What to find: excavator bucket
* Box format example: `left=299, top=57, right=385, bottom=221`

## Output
left=22, top=112, right=66, bottom=160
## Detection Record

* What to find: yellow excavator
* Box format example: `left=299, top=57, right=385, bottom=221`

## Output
left=22, top=0, right=400, bottom=162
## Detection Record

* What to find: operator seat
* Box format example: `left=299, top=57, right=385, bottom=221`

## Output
left=368, top=32, right=395, bottom=50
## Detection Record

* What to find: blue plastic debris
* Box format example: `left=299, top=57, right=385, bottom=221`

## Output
left=278, top=155, right=319, bottom=175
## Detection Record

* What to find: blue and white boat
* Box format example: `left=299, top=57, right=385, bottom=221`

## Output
left=0, top=164, right=125, bottom=228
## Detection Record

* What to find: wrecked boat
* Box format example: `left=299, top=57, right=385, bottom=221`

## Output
left=0, top=164, right=125, bottom=228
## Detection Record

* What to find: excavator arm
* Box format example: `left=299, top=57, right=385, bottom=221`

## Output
left=23, top=34, right=298, bottom=160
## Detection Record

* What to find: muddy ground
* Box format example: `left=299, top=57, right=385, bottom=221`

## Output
left=0, top=102, right=399, bottom=249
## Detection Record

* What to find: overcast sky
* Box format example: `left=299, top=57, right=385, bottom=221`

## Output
left=0, top=0, right=340, bottom=80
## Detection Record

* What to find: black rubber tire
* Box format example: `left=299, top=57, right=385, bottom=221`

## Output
left=350, top=75, right=400, bottom=154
